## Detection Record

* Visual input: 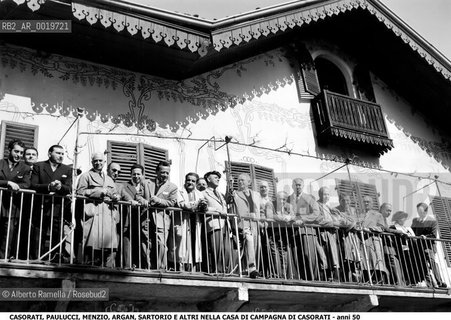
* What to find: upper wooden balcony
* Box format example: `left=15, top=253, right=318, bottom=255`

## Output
left=313, top=90, right=394, bottom=155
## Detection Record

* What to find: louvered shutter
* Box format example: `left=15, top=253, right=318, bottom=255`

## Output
left=107, top=140, right=169, bottom=183
left=335, top=179, right=361, bottom=216
left=430, top=196, right=451, bottom=266
left=0, top=121, right=38, bottom=159
left=357, top=181, right=380, bottom=210
left=141, top=144, right=168, bottom=181
left=293, top=42, right=321, bottom=101
left=253, top=164, right=276, bottom=200
left=335, top=179, right=379, bottom=215
left=226, top=161, right=276, bottom=200
left=107, top=141, right=140, bottom=183
left=301, top=66, right=321, bottom=97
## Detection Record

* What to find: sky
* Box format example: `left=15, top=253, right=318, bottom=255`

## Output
left=133, top=0, right=451, bottom=61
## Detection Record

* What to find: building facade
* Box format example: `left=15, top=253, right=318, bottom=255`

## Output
left=1, top=0, right=451, bottom=312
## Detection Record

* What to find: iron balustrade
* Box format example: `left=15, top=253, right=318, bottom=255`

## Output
left=0, top=187, right=450, bottom=290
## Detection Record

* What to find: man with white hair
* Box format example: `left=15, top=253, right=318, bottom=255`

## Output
left=77, top=152, right=120, bottom=267
left=232, top=173, right=261, bottom=278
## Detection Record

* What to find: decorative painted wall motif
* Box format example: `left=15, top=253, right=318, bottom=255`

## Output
left=1, top=45, right=295, bottom=133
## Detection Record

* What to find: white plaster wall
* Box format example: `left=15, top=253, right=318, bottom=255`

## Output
left=1, top=44, right=451, bottom=213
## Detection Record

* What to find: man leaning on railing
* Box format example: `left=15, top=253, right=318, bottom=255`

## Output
left=288, top=178, right=327, bottom=281
left=203, top=171, right=233, bottom=274
left=176, top=172, right=208, bottom=272
left=76, top=152, right=120, bottom=267
left=118, top=163, right=152, bottom=269
left=30, top=144, right=72, bottom=262
left=232, top=173, right=261, bottom=278
left=0, top=139, right=31, bottom=260
left=146, top=160, right=178, bottom=270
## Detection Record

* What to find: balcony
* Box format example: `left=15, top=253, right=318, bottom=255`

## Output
left=313, top=90, right=394, bottom=155
left=1, top=188, right=451, bottom=312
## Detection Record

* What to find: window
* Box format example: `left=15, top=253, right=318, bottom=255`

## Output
left=315, top=57, right=348, bottom=96
left=226, top=161, right=276, bottom=200
left=335, top=178, right=380, bottom=216
left=107, top=140, right=168, bottom=183
left=430, top=196, right=451, bottom=267
left=0, top=121, right=39, bottom=159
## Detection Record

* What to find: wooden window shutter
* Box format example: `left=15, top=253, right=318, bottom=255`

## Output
left=107, top=141, right=140, bottom=183
left=301, top=65, right=321, bottom=97
left=107, top=140, right=169, bottom=183
left=357, top=181, right=380, bottom=210
left=286, top=42, right=321, bottom=102
left=0, top=121, right=38, bottom=159
left=226, top=161, right=276, bottom=200
left=430, top=196, right=451, bottom=266
left=141, top=144, right=168, bottom=181
left=335, top=179, right=379, bottom=215
left=293, top=42, right=321, bottom=100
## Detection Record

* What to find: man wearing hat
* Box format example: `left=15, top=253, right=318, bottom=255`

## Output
left=203, top=171, right=232, bottom=273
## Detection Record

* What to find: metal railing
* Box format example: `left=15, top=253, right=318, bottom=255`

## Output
left=1, top=188, right=449, bottom=290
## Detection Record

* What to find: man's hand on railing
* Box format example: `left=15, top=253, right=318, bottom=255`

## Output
left=293, top=219, right=304, bottom=227
left=49, top=180, right=62, bottom=192
left=7, top=181, right=20, bottom=191
left=135, top=195, right=149, bottom=207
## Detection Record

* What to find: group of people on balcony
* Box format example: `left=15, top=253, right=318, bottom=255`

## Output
left=0, top=138, right=448, bottom=289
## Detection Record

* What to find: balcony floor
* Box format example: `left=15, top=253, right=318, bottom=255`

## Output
left=1, top=262, right=451, bottom=312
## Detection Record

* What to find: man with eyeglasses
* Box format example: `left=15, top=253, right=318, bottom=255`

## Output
left=107, top=162, right=121, bottom=183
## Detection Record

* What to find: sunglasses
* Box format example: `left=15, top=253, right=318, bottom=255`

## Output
left=111, top=169, right=121, bottom=173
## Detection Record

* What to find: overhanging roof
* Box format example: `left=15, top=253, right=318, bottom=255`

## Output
left=2, top=0, right=450, bottom=81
left=72, top=0, right=451, bottom=81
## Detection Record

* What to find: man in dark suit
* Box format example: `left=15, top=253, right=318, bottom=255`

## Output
left=119, top=163, right=152, bottom=269
left=0, top=139, right=31, bottom=260
left=31, top=145, right=73, bottom=262
left=147, top=160, right=178, bottom=270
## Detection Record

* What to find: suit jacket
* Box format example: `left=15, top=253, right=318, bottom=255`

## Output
left=288, top=192, right=321, bottom=235
left=31, top=160, right=72, bottom=195
left=411, top=216, right=438, bottom=251
left=0, top=159, right=31, bottom=189
left=0, top=159, right=31, bottom=218
left=120, top=180, right=152, bottom=203
left=233, top=189, right=261, bottom=230
left=411, top=217, right=437, bottom=238
left=203, top=187, right=227, bottom=232
left=147, top=179, right=178, bottom=230
left=177, top=188, right=205, bottom=210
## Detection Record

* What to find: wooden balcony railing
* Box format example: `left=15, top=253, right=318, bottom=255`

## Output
left=313, top=90, right=393, bottom=154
